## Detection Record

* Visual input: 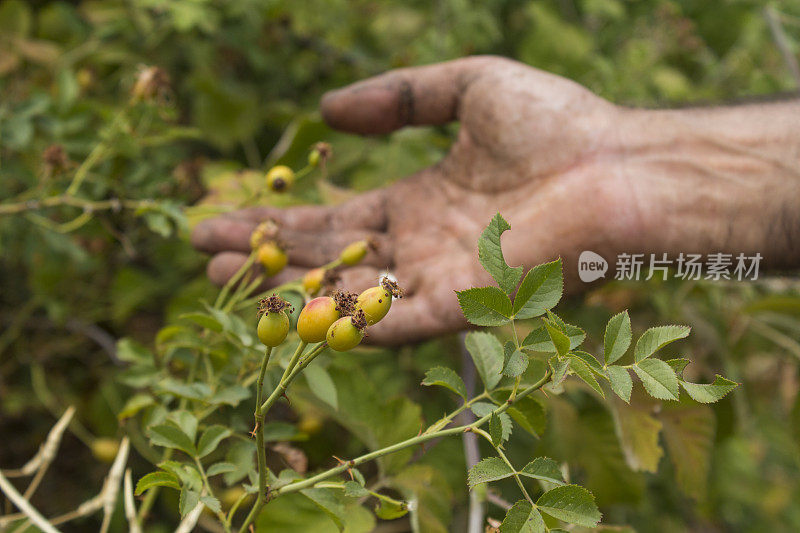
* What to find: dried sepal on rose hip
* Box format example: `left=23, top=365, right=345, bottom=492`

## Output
left=302, top=268, right=340, bottom=296
left=308, top=142, right=332, bottom=168
left=357, top=277, right=403, bottom=325
left=339, top=238, right=376, bottom=266
left=265, top=165, right=295, bottom=193
left=250, top=219, right=279, bottom=250
left=326, top=309, right=368, bottom=352
left=257, top=295, right=294, bottom=347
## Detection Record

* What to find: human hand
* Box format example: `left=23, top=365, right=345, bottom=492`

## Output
left=192, top=56, right=643, bottom=344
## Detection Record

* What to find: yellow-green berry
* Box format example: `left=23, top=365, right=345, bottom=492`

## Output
left=339, top=240, right=370, bottom=266
left=326, top=310, right=367, bottom=351
left=257, top=295, right=293, bottom=347
left=258, top=241, right=288, bottom=276
left=266, top=165, right=295, bottom=193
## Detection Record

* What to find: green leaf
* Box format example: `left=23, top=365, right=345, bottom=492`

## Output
left=207, top=462, right=237, bottom=476
left=116, top=338, right=154, bottom=364
left=456, top=287, right=513, bottom=326
left=549, top=356, right=570, bottom=388
left=467, top=457, right=513, bottom=488
left=168, top=411, right=198, bottom=442
left=536, top=485, right=601, bottom=528
left=507, top=396, right=546, bottom=438
left=632, top=359, right=680, bottom=400
left=521, top=323, right=585, bottom=353
left=568, top=356, right=604, bottom=397
left=179, top=487, right=200, bottom=517
left=499, top=500, right=546, bottom=533
left=471, top=403, right=512, bottom=441
left=118, top=394, right=155, bottom=419
left=197, top=425, right=232, bottom=458
left=134, top=471, right=180, bottom=495
left=201, top=495, right=222, bottom=514
left=502, top=342, right=529, bottom=378
left=421, top=366, right=467, bottom=400
left=304, top=365, right=338, bottom=410
left=209, top=385, right=251, bottom=407
left=148, top=423, right=196, bottom=455
left=606, top=366, right=633, bottom=403
left=180, top=311, right=223, bottom=332
left=374, top=498, right=409, bottom=520
left=612, top=403, right=663, bottom=473
left=680, top=375, right=738, bottom=403
left=661, top=401, right=714, bottom=499
left=478, top=213, right=523, bottom=294
left=544, top=320, right=570, bottom=357
left=223, top=440, right=256, bottom=485
left=464, top=332, right=504, bottom=390
left=666, top=358, right=691, bottom=378
left=519, top=457, right=565, bottom=485
left=300, top=488, right=346, bottom=531
left=603, top=311, right=632, bottom=364
left=570, top=351, right=604, bottom=375
left=490, top=412, right=503, bottom=447
left=157, top=379, right=212, bottom=402
left=512, top=259, right=563, bottom=318
left=633, top=325, right=690, bottom=363
left=343, top=481, right=369, bottom=498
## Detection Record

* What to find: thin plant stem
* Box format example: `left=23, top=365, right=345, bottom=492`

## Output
left=272, top=370, right=551, bottom=498
left=472, top=428, right=533, bottom=504
left=215, top=252, right=257, bottom=309
left=259, top=341, right=307, bottom=413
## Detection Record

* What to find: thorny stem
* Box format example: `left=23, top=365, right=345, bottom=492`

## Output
left=422, top=391, right=489, bottom=435
left=267, top=370, right=552, bottom=499
left=472, top=428, right=533, bottom=504
left=238, top=342, right=318, bottom=533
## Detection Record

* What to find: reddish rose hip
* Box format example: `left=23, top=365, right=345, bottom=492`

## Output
left=296, top=297, right=340, bottom=343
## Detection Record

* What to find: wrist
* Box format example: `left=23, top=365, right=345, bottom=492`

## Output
left=617, top=102, right=800, bottom=269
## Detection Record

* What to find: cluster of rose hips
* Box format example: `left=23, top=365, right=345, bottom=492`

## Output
left=256, top=277, right=403, bottom=352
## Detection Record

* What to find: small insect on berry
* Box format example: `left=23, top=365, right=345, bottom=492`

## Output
left=326, top=309, right=368, bottom=351
left=266, top=165, right=295, bottom=193
left=257, top=295, right=293, bottom=347
left=357, top=277, right=403, bottom=325
left=339, top=239, right=374, bottom=266
left=258, top=241, right=288, bottom=276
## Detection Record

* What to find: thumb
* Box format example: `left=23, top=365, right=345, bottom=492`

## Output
left=320, top=56, right=500, bottom=135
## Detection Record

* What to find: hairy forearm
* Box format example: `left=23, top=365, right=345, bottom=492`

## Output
left=620, top=100, right=800, bottom=269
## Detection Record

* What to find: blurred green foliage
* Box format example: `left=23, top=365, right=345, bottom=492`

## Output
left=2, top=0, right=800, bottom=531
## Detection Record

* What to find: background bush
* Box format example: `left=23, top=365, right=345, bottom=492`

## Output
left=1, top=0, right=800, bottom=531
